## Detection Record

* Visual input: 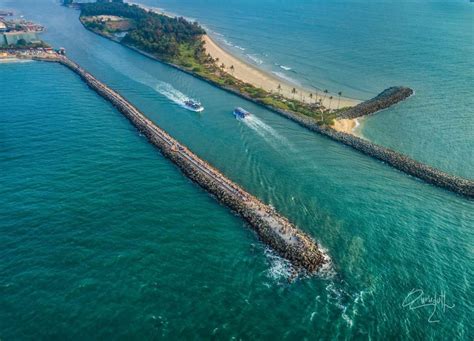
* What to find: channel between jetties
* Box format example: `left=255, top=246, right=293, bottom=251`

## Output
left=72, top=24, right=474, bottom=198
left=108, top=42, right=474, bottom=198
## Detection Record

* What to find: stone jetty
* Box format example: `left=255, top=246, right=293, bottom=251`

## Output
left=59, top=25, right=474, bottom=197
left=144, top=56, right=473, bottom=198
left=40, top=55, right=325, bottom=274
left=338, top=86, right=414, bottom=119
left=217, top=85, right=474, bottom=198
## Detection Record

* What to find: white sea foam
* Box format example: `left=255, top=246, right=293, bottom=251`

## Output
left=317, top=245, right=336, bottom=279
left=234, top=45, right=246, bottom=51
left=272, top=71, right=301, bottom=86
left=354, top=118, right=360, bottom=128
left=222, top=39, right=234, bottom=47
left=279, top=65, right=292, bottom=71
left=264, top=248, right=294, bottom=281
left=246, top=54, right=263, bottom=65
left=325, top=282, right=354, bottom=327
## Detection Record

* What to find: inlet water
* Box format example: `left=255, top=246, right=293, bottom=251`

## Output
left=0, top=0, right=472, bottom=339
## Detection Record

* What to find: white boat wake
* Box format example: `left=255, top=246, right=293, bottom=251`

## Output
left=153, top=81, right=191, bottom=108
left=242, top=115, right=293, bottom=150
left=98, top=50, right=198, bottom=110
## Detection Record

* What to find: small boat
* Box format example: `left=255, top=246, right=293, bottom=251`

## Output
left=233, top=107, right=251, bottom=119
left=183, top=99, right=204, bottom=112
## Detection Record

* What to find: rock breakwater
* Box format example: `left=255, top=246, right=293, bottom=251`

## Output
left=254, top=97, right=474, bottom=198
left=338, top=86, right=414, bottom=119
left=55, top=56, right=327, bottom=274
left=78, top=26, right=473, bottom=198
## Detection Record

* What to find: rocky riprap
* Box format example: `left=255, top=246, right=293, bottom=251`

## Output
left=74, top=31, right=473, bottom=198
left=338, top=86, right=414, bottom=119
left=56, top=56, right=327, bottom=274
left=242, top=88, right=474, bottom=198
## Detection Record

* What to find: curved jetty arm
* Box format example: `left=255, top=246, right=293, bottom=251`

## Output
left=338, top=87, right=414, bottom=119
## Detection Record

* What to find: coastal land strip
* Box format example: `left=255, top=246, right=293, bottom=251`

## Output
left=9, top=50, right=327, bottom=275
left=201, top=35, right=360, bottom=110
left=76, top=4, right=473, bottom=199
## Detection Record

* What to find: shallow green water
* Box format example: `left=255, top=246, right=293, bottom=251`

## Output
left=0, top=0, right=473, bottom=339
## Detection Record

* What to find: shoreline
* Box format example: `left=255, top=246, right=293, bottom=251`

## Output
left=331, top=118, right=364, bottom=137
left=331, top=118, right=358, bottom=135
left=127, top=0, right=360, bottom=109
left=202, top=35, right=360, bottom=109
left=74, top=7, right=474, bottom=198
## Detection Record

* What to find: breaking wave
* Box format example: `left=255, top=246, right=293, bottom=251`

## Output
left=264, top=248, right=294, bottom=281
left=246, top=54, right=263, bottom=65
left=272, top=71, right=301, bottom=86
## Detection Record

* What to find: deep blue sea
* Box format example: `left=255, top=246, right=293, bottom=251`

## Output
left=0, top=0, right=473, bottom=339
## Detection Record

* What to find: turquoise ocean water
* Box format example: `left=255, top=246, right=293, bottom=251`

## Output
left=0, top=0, right=473, bottom=339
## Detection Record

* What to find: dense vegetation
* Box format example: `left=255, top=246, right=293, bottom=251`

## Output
left=0, top=40, right=49, bottom=49
left=80, top=1, right=339, bottom=125
left=81, top=2, right=204, bottom=58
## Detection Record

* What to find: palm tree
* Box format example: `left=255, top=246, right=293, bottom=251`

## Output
left=230, top=65, right=235, bottom=75
left=309, top=93, right=313, bottom=102
left=220, top=63, right=225, bottom=70
left=277, top=84, right=282, bottom=95
left=329, top=96, right=333, bottom=110
left=319, top=99, right=324, bottom=122
left=291, top=87, right=297, bottom=99
left=323, top=89, right=329, bottom=104
left=337, top=91, right=342, bottom=110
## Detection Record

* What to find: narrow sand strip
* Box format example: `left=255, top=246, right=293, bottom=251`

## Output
left=202, top=35, right=360, bottom=109
left=127, top=1, right=360, bottom=109
left=331, top=118, right=358, bottom=134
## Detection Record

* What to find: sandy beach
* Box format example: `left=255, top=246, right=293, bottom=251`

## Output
left=202, top=35, right=360, bottom=110
left=127, top=1, right=359, bottom=110
left=331, top=118, right=359, bottom=134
